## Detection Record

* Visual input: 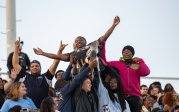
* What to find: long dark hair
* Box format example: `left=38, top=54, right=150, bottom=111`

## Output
left=101, top=66, right=126, bottom=111
left=40, top=97, right=56, bottom=112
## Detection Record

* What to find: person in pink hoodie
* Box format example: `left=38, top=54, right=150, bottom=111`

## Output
left=99, top=40, right=150, bottom=112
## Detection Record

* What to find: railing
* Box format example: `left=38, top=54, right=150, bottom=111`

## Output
left=142, top=76, right=179, bottom=80
left=141, top=76, right=179, bottom=93
left=1, top=72, right=179, bottom=93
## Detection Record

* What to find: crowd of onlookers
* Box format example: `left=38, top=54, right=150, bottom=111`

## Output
left=0, top=16, right=178, bottom=112
left=1, top=71, right=178, bottom=112
left=140, top=82, right=179, bottom=112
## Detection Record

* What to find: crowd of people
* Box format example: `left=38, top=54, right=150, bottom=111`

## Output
left=0, top=16, right=178, bottom=112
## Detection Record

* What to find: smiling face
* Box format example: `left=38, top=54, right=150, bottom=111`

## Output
left=74, top=36, right=86, bottom=49
left=122, top=49, right=133, bottom=60
left=143, top=96, right=154, bottom=108
left=18, top=83, right=27, bottom=97
left=30, top=62, right=41, bottom=75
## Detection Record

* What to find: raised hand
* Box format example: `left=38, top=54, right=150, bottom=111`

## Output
left=113, top=16, right=120, bottom=26
left=33, top=48, right=43, bottom=55
left=70, top=53, right=76, bottom=65
left=132, top=57, right=141, bottom=62
left=59, top=40, right=68, bottom=52
left=10, top=69, right=18, bottom=80
left=15, top=37, right=21, bottom=48
left=99, top=57, right=107, bottom=66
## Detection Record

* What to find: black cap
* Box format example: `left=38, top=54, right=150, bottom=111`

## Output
left=122, top=45, right=135, bottom=56
left=30, top=60, right=41, bottom=67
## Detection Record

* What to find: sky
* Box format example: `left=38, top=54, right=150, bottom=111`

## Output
left=1, top=0, right=179, bottom=91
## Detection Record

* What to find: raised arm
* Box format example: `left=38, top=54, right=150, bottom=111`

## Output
left=12, top=38, right=22, bottom=74
left=99, top=16, right=120, bottom=42
left=48, top=41, right=68, bottom=75
left=4, top=69, right=17, bottom=93
left=33, top=47, right=69, bottom=61
left=59, top=59, right=96, bottom=96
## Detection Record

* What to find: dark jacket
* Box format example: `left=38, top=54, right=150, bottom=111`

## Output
left=75, top=89, right=98, bottom=112
left=73, top=68, right=99, bottom=112
left=57, top=64, right=91, bottom=112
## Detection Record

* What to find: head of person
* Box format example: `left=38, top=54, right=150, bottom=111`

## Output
left=164, top=83, right=175, bottom=93
left=151, top=81, right=162, bottom=90
left=54, top=79, right=69, bottom=90
left=143, top=95, right=154, bottom=109
left=102, top=67, right=121, bottom=91
left=101, top=66, right=112, bottom=85
left=82, top=75, right=92, bottom=93
left=40, top=97, right=56, bottom=112
left=122, top=45, right=135, bottom=60
left=140, top=84, right=148, bottom=95
left=109, top=77, right=118, bottom=90
left=30, top=60, right=41, bottom=76
left=163, top=92, right=176, bottom=107
left=55, top=70, right=64, bottom=80
left=6, top=82, right=27, bottom=101
left=174, top=105, right=179, bottom=112
left=8, top=105, right=22, bottom=112
left=104, top=74, right=111, bottom=84
left=152, top=86, right=160, bottom=96
left=74, top=36, right=87, bottom=49
left=48, top=87, right=56, bottom=97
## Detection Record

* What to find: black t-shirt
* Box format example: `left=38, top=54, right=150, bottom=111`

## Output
left=7, top=52, right=30, bottom=72
left=15, top=69, right=53, bottom=108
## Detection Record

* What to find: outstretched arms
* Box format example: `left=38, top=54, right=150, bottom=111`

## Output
left=99, top=16, right=120, bottom=42
left=33, top=46, right=69, bottom=61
